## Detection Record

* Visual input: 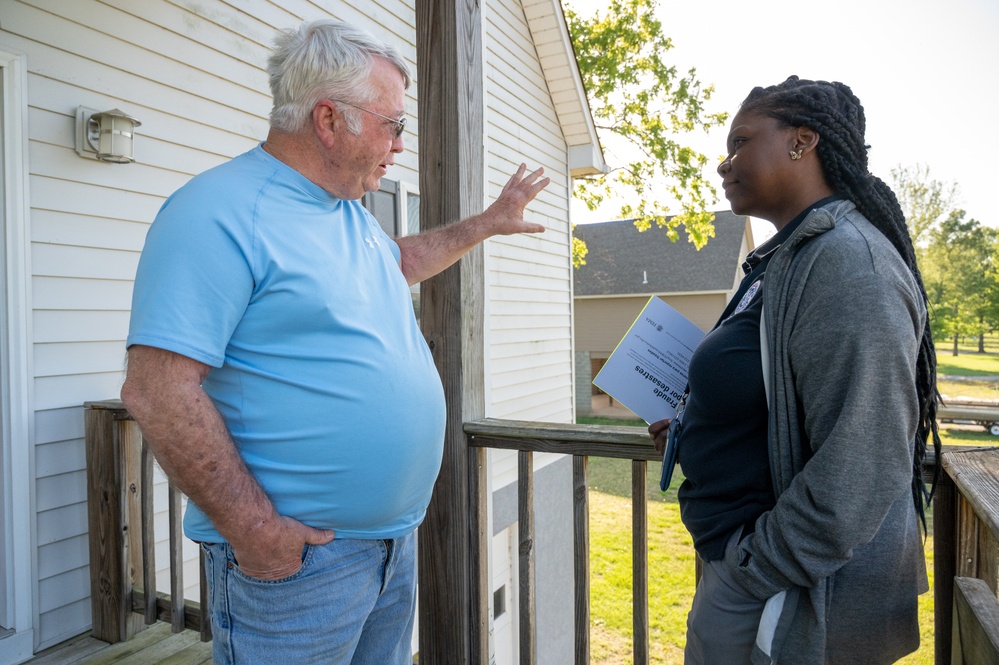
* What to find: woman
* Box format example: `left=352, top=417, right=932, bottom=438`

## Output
left=650, top=76, right=940, bottom=664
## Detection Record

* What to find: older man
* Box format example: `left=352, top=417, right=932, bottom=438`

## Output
left=121, top=19, right=548, bottom=664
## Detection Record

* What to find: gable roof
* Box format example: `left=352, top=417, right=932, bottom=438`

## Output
left=522, top=0, right=607, bottom=176
left=573, top=211, right=752, bottom=296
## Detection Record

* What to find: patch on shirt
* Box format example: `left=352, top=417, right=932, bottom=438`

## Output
left=734, top=278, right=763, bottom=314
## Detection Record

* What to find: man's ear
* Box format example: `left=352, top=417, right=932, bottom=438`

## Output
left=313, top=101, right=339, bottom=149
left=794, top=125, right=821, bottom=156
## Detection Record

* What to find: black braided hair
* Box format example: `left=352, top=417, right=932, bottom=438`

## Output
left=741, top=76, right=941, bottom=523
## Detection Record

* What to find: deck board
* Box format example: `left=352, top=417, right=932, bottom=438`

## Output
left=25, top=623, right=212, bottom=665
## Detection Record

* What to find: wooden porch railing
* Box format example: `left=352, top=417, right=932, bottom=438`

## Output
left=85, top=401, right=999, bottom=664
left=84, top=400, right=210, bottom=644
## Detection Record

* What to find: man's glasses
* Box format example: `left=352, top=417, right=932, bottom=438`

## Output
left=330, top=99, right=406, bottom=139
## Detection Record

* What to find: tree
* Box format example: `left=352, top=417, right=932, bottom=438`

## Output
left=890, top=164, right=960, bottom=247
left=565, top=0, right=728, bottom=266
left=921, top=211, right=999, bottom=354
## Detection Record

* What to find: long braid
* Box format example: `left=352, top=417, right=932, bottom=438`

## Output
left=742, top=76, right=942, bottom=521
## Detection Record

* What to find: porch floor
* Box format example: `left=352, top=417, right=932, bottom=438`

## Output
left=25, top=623, right=211, bottom=665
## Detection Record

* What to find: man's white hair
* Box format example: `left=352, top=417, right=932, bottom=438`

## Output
left=267, top=19, right=412, bottom=134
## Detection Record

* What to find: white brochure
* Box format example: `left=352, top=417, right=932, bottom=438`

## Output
left=592, top=296, right=705, bottom=424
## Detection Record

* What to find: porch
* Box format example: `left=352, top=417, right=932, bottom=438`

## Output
left=42, top=399, right=999, bottom=665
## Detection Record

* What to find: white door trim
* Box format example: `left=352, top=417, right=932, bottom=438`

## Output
left=0, top=45, right=37, bottom=664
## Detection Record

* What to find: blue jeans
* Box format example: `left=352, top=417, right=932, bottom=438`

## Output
left=201, top=532, right=416, bottom=664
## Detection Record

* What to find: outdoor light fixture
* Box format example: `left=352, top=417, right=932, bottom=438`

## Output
left=75, top=106, right=142, bottom=163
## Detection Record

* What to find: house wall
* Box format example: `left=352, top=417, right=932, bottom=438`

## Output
left=483, top=0, right=575, bottom=661
left=1, top=0, right=581, bottom=659
left=575, top=293, right=730, bottom=362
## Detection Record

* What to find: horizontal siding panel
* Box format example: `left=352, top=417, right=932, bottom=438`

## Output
left=29, top=77, right=261, bottom=169
left=491, top=367, right=571, bottom=394
left=33, top=277, right=134, bottom=312
left=489, top=350, right=569, bottom=374
left=5, top=2, right=271, bottom=118
left=486, top=233, right=570, bottom=267
left=37, top=597, right=90, bottom=650
left=486, top=278, right=570, bottom=298
left=12, top=31, right=266, bottom=148
left=36, top=470, right=87, bottom=512
left=491, top=372, right=571, bottom=396
left=32, top=209, right=149, bottom=253
left=486, top=80, right=561, bottom=153
left=486, top=138, right=568, bottom=180
left=486, top=143, right=568, bottom=191
left=29, top=125, right=201, bottom=201
left=488, top=255, right=568, bottom=282
left=487, top=282, right=570, bottom=302
left=30, top=175, right=165, bottom=226
left=488, top=299, right=570, bottom=316
left=144, top=0, right=298, bottom=40
left=34, top=372, right=124, bottom=411
left=490, top=337, right=572, bottom=360
left=487, top=314, right=568, bottom=330
left=33, top=310, right=130, bottom=343
left=36, top=439, right=87, bottom=478
left=37, top=533, right=89, bottom=579
left=35, top=341, right=127, bottom=378
left=489, top=323, right=570, bottom=348
left=491, top=391, right=572, bottom=421
left=38, top=565, right=90, bottom=613
left=32, top=243, right=140, bottom=281
left=492, top=386, right=572, bottom=414
left=488, top=239, right=570, bottom=266
left=35, top=406, right=85, bottom=445
left=37, top=502, right=88, bottom=547
left=484, top=106, right=563, bottom=166
left=486, top=63, right=560, bottom=137
left=40, top=0, right=274, bottom=75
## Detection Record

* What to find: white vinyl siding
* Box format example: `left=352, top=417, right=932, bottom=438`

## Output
left=484, top=0, right=572, bottom=425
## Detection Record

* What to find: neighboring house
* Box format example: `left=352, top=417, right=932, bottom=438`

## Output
left=572, top=213, right=754, bottom=416
left=0, top=1, right=604, bottom=663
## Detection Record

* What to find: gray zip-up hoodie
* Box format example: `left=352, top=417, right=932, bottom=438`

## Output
left=731, top=200, right=928, bottom=664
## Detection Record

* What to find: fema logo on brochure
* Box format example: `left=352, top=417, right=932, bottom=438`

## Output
left=734, top=279, right=762, bottom=314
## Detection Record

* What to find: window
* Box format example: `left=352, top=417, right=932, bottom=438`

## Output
left=362, top=178, right=419, bottom=239
left=362, top=179, right=421, bottom=318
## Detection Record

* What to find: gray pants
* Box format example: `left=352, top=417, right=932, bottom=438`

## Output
left=685, top=526, right=766, bottom=665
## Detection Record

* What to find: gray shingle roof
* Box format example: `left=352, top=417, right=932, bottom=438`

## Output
left=573, top=211, right=751, bottom=296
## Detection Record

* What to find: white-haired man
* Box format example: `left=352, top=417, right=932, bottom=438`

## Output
left=121, top=19, right=548, bottom=664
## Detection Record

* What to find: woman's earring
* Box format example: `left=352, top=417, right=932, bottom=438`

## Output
left=790, top=149, right=803, bottom=161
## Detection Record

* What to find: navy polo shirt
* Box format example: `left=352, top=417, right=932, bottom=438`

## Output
left=677, top=197, right=839, bottom=560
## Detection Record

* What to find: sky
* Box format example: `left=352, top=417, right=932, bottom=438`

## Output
left=567, top=0, right=999, bottom=245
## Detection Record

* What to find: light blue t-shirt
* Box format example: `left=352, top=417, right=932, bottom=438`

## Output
left=127, top=145, right=446, bottom=541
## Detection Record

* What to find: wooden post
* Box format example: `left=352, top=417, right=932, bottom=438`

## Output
left=632, top=460, right=649, bottom=665
left=519, top=451, right=536, bottom=665
left=415, top=0, right=488, bottom=663
left=141, top=439, right=157, bottom=626
left=951, top=576, right=999, bottom=664
left=934, top=471, right=957, bottom=665
left=84, top=400, right=144, bottom=643
left=168, top=486, right=185, bottom=632
left=572, top=456, right=590, bottom=665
